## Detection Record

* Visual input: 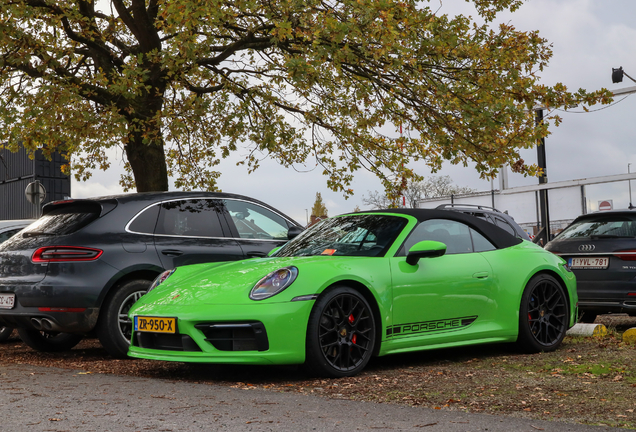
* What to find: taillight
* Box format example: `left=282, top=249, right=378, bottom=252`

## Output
left=613, top=250, right=636, bottom=261
left=32, top=246, right=103, bottom=263
left=38, top=307, right=86, bottom=312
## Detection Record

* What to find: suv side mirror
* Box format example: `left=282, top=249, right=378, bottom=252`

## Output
left=287, top=226, right=304, bottom=240
left=406, top=241, right=446, bottom=265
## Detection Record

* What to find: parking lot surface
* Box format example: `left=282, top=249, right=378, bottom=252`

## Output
left=0, top=362, right=622, bottom=431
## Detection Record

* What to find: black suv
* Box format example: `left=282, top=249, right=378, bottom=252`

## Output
left=0, top=192, right=302, bottom=357
left=545, top=209, right=636, bottom=322
left=436, top=204, right=531, bottom=241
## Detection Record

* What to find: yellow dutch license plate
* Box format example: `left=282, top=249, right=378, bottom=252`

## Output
left=134, top=316, right=177, bottom=334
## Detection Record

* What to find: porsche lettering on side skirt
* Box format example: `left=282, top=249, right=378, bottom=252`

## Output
left=387, top=316, right=478, bottom=337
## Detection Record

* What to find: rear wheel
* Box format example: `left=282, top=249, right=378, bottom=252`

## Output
left=516, top=274, right=568, bottom=353
left=17, top=328, right=83, bottom=352
left=97, top=279, right=150, bottom=358
left=0, top=326, right=14, bottom=342
left=305, top=287, right=376, bottom=378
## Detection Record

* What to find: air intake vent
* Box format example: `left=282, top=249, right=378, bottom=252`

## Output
left=194, top=322, right=269, bottom=352
left=133, top=332, right=201, bottom=352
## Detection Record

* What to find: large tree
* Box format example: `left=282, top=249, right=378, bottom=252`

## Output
left=0, top=0, right=611, bottom=195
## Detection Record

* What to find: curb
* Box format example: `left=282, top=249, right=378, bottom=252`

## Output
left=566, top=323, right=607, bottom=337
left=623, top=327, right=636, bottom=344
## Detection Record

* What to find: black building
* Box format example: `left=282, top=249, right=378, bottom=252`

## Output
left=0, top=145, right=71, bottom=220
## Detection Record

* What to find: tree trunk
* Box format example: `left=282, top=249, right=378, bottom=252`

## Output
left=124, top=82, right=169, bottom=192
left=125, top=130, right=169, bottom=192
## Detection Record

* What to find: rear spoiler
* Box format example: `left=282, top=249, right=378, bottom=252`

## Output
left=42, top=198, right=118, bottom=218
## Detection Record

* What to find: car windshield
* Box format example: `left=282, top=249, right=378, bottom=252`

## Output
left=557, top=216, right=636, bottom=239
left=275, top=214, right=408, bottom=257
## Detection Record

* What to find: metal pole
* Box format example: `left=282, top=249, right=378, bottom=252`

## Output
left=581, top=185, right=587, bottom=215
left=536, top=109, right=550, bottom=245
left=629, top=164, right=633, bottom=209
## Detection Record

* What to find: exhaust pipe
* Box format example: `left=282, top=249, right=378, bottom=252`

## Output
left=31, top=318, right=43, bottom=330
left=40, top=318, right=55, bottom=331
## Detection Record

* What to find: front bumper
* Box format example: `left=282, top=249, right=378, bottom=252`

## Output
left=128, top=299, right=315, bottom=365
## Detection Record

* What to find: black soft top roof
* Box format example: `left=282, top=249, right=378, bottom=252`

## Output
left=360, top=208, right=523, bottom=250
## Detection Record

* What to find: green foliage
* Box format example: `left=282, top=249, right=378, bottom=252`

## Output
left=0, top=0, right=612, bottom=194
left=311, top=192, right=328, bottom=217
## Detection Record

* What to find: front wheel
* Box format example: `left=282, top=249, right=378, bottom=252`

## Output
left=0, top=326, right=14, bottom=342
left=17, top=328, right=83, bottom=352
left=304, top=287, right=376, bottom=378
left=97, top=279, right=150, bottom=358
left=516, top=274, right=568, bottom=353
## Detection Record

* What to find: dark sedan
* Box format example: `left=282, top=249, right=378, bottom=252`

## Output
left=0, top=192, right=302, bottom=357
left=545, top=209, right=636, bottom=322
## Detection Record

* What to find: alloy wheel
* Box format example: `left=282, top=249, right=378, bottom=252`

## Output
left=117, top=290, right=146, bottom=342
left=318, top=293, right=374, bottom=372
left=526, top=278, right=567, bottom=346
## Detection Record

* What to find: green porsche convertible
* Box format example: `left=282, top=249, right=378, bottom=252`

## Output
left=128, top=209, right=577, bottom=377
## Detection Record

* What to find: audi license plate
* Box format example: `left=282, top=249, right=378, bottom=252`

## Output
left=569, top=257, right=609, bottom=269
left=0, top=293, right=15, bottom=309
left=134, top=316, right=177, bottom=334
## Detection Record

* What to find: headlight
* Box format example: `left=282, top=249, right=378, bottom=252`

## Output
left=250, top=267, right=298, bottom=300
left=148, top=269, right=176, bottom=293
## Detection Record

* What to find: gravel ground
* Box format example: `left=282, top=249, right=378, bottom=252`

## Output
left=1, top=314, right=635, bottom=429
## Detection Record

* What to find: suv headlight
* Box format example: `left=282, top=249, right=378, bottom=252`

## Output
left=250, top=267, right=298, bottom=300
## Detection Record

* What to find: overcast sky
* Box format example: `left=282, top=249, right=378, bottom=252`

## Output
left=72, top=0, right=636, bottom=225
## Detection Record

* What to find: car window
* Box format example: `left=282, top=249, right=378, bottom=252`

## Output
left=401, top=219, right=474, bottom=255
left=0, top=228, right=22, bottom=243
left=224, top=199, right=289, bottom=240
left=21, top=202, right=100, bottom=236
left=470, top=228, right=496, bottom=252
left=558, top=217, right=636, bottom=239
left=493, top=216, right=517, bottom=237
left=128, top=204, right=160, bottom=234
left=155, top=199, right=225, bottom=237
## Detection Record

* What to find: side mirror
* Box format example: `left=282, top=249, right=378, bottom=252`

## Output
left=287, top=226, right=304, bottom=240
left=406, top=240, right=446, bottom=266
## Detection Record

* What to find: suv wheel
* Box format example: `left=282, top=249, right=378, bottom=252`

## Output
left=17, top=328, right=83, bottom=352
left=0, top=326, right=14, bottom=342
left=97, top=279, right=150, bottom=358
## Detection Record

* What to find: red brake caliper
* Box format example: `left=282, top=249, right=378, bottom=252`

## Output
left=349, top=314, right=356, bottom=348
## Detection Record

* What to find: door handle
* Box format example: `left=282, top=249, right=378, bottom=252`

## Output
left=161, top=249, right=184, bottom=257
left=473, top=271, right=489, bottom=279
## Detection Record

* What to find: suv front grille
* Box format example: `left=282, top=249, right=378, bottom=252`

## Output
left=194, top=322, right=269, bottom=352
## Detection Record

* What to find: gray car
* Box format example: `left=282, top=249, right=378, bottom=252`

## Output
left=0, top=219, right=34, bottom=341
left=0, top=192, right=302, bottom=358
left=0, top=220, right=34, bottom=244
